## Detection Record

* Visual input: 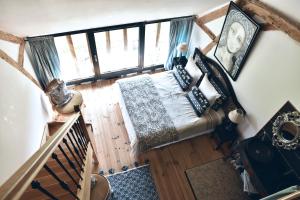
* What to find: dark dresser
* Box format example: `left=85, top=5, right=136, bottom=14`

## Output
left=237, top=102, right=300, bottom=196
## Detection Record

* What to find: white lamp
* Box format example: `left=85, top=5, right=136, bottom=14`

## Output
left=176, top=43, right=188, bottom=57
left=228, top=109, right=244, bottom=124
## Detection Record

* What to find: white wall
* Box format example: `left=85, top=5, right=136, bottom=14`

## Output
left=0, top=42, right=53, bottom=185
left=189, top=1, right=300, bottom=138
left=0, top=0, right=227, bottom=37
left=0, top=40, right=39, bottom=82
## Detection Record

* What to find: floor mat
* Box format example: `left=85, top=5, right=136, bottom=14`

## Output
left=107, top=165, right=159, bottom=200
left=185, top=159, right=248, bottom=200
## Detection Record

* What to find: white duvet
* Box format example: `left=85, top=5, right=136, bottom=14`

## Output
left=116, top=71, right=224, bottom=151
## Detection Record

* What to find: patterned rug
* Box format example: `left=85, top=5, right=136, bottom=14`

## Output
left=107, top=165, right=160, bottom=200
left=185, top=159, right=248, bottom=200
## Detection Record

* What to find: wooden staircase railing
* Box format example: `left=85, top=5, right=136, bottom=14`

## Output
left=0, top=109, right=99, bottom=200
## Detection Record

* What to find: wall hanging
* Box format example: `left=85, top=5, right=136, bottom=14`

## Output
left=214, top=1, right=260, bottom=81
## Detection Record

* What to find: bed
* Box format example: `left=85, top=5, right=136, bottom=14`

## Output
left=115, top=48, right=244, bottom=155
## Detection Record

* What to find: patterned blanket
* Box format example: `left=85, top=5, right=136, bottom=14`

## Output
left=117, top=75, right=178, bottom=153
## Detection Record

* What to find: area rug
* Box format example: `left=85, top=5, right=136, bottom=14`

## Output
left=185, top=159, right=248, bottom=200
left=107, top=165, right=159, bottom=200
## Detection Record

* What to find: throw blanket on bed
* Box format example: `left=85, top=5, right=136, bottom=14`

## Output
left=118, top=75, right=178, bottom=153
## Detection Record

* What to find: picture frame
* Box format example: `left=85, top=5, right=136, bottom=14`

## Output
left=214, top=1, right=260, bottom=81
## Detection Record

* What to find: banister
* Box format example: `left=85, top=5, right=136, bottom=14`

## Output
left=75, top=106, right=100, bottom=164
left=0, top=113, right=80, bottom=200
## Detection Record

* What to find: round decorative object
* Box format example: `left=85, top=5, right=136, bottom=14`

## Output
left=56, top=91, right=83, bottom=114
left=272, top=111, right=300, bottom=150
left=90, top=174, right=111, bottom=200
left=45, top=79, right=72, bottom=107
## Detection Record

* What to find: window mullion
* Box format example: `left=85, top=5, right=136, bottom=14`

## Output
left=105, top=31, right=111, bottom=53
left=123, top=29, right=128, bottom=51
left=155, top=23, right=161, bottom=47
left=86, top=32, right=101, bottom=79
left=138, top=24, right=145, bottom=70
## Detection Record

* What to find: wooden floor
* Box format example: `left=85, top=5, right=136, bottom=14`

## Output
left=69, top=77, right=224, bottom=200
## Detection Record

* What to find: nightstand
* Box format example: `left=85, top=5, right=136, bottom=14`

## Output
left=212, top=121, right=238, bottom=150
left=172, top=56, right=188, bottom=69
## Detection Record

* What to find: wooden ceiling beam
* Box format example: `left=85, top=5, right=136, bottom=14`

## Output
left=0, top=49, right=41, bottom=88
left=201, top=35, right=220, bottom=55
left=241, top=0, right=300, bottom=43
left=0, top=49, right=20, bottom=68
left=195, top=19, right=217, bottom=40
left=197, top=4, right=229, bottom=24
left=0, top=30, right=23, bottom=44
left=18, top=41, right=25, bottom=67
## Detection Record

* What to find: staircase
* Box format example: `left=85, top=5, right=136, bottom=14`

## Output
left=0, top=108, right=100, bottom=200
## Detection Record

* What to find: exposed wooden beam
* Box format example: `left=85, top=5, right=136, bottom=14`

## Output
left=18, top=66, right=41, bottom=89
left=0, top=49, right=19, bottom=68
left=241, top=0, right=300, bottom=43
left=261, top=23, right=277, bottom=31
left=197, top=4, right=229, bottom=24
left=155, top=23, right=161, bottom=47
left=195, top=19, right=217, bottom=40
left=0, top=30, right=23, bottom=44
left=18, top=41, right=25, bottom=67
left=123, top=29, right=128, bottom=50
left=201, top=35, right=220, bottom=55
left=105, top=31, right=111, bottom=52
left=66, top=35, right=77, bottom=60
left=0, top=49, right=41, bottom=88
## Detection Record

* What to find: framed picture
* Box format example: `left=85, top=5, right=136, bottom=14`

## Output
left=214, top=1, right=260, bottom=81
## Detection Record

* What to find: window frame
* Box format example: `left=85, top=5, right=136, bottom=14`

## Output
left=26, top=15, right=194, bottom=86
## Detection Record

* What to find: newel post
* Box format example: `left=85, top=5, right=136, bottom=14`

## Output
left=74, top=105, right=99, bottom=164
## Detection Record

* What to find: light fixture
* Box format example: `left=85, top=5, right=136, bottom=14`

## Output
left=176, top=43, right=188, bottom=57
left=228, top=109, right=244, bottom=124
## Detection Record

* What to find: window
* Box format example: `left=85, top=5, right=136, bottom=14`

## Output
left=55, top=33, right=94, bottom=81
left=144, top=22, right=170, bottom=67
left=51, top=17, right=189, bottom=84
left=94, top=27, right=139, bottom=73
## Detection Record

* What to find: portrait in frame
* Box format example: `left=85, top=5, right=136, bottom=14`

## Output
left=214, top=1, right=260, bottom=81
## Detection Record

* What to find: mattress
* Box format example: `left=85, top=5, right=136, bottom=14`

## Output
left=116, top=71, right=225, bottom=153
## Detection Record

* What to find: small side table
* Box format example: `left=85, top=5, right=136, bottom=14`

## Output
left=172, top=56, right=188, bottom=69
left=90, top=174, right=111, bottom=200
left=212, top=123, right=238, bottom=150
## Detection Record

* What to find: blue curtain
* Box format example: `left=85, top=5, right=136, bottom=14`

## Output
left=165, top=17, right=194, bottom=70
left=28, top=36, right=61, bottom=89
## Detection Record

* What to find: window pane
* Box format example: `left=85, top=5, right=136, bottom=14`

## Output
left=55, top=33, right=94, bottom=81
left=95, top=27, right=139, bottom=73
left=144, top=22, right=170, bottom=67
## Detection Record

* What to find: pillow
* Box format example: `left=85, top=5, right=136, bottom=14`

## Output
left=186, top=86, right=210, bottom=117
left=185, top=56, right=203, bottom=86
left=209, top=77, right=228, bottom=110
left=173, top=65, right=193, bottom=91
left=199, top=74, right=221, bottom=105
left=193, top=48, right=211, bottom=76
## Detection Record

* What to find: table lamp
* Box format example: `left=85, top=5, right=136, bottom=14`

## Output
left=176, top=43, right=188, bottom=57
left=225, top=108, right=244, bottom=131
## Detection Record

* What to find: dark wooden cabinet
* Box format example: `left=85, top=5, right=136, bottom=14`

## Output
left=235, top=102, right=300, bottom=196
left=212, top=121, right=238, bottom=150
left=172, top=56, right=188, bottom=69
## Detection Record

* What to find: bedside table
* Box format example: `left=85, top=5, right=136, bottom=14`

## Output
left=172, top=56, right=187, bottom=69
left=212, top=122, right=238, bottom=150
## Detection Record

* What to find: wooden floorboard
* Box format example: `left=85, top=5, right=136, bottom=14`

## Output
left=69, top=77, right=224, bottom=200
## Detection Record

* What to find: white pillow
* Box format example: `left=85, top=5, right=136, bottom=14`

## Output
left=185, top=56, right=203, bottom=86
left=199, top=74, right=221, bottom=105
